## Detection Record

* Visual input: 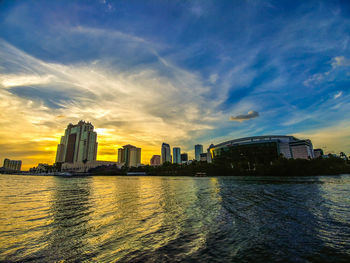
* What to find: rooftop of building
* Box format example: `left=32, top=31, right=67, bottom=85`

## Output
left=67, top=120, right=94, bottom=128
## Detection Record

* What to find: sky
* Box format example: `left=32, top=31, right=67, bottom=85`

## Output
left=0, top=0, right=350, bottom=170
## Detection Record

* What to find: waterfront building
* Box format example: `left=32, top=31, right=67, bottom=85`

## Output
left=200, top=153, right=210, bottom=162
left=55, top=120, right=98, bottom=163
left=150, top=155, right=161, bottom=166
left=313, top=149, right=324, bottom=159
left=195, top=144, right=203, bottom=161
left=208, top=135, right=314, bottom=164
left=173, top=147, right=181, bottom=164
left=161, top=143, right=171, bottom=164
left=118, top=144, right=141, bottom=167
left=62, top=160, right=120, bottom=173
left=181, top=153, right=188, bottom=164
left=290, top=140, right=314, bottom=159
left=3, top=158, right=22, bottom=171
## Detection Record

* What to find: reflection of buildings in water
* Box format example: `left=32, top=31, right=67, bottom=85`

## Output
left=183, top=177, right=222, bottom=254
left=86, top=176, right=155, bottom=261
left=133, top=177, right=223, bottom=260
left=44, top=177, right=93, bottom=262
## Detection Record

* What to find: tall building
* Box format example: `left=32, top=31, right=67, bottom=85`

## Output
left=173, top=147, right=181, bottom=164
left=3, top=158, right=22, bottom=171
left=161, top=143, right=171, bottom=164
left=195, top=144, right=203, bottom=161
left=55, top=121, right=98, bottom=163
left=118, top=144, right=141, bottom=167
left=181, top=153, right=188, bottom=164
left=150, top=155, right=161, bottom=166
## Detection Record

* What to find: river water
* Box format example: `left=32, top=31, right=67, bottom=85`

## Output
left=0, top=175, right=350, bottom=262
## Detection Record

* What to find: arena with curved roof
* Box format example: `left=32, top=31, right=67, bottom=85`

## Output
left=208, top=135, right=314, bottom=163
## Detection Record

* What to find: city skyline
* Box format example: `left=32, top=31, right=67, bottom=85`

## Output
left=1, top=0, right=350, bottom=170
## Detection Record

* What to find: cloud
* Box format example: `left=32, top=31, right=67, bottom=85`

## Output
left=331, top=56, right=350, bottom=68
left=334, top=91, right=343, bottom=99
left=230, top=111, right=259, bottom=122
left=0, top=38, right=220, bottom=169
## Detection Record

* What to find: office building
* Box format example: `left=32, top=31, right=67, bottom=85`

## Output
left=173, top=147, right=181, bottom=164
left=200, top=153, right=210, bottom=162
left=118, top=144, right=141, bottom=167
left=208, top=135, right=315, bottom=164
left=181, top=153, right=188, bottom=164
left=195, top=144, right=203, bottom=161
left=150, top=155, right=161, bottom=166
left=3, top=158, right=22, bottom=171
left=161, top=143, right=171, bottom=164
left=55, top=120, right=98, bottom=163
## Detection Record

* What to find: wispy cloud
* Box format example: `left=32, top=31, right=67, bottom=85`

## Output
left=334, top=91, right=343, bottom=99
left=331, top=56, right=350, bottom=68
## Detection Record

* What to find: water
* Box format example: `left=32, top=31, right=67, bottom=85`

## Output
left=0, top=175, right=350, bottom=262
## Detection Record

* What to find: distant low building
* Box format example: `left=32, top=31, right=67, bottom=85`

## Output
left=3, top=158, right=22, bottom=171
left=200, top=153, right=210, bottom=162
left=61, top=160, right=120, bottom=173
left=314, top=149, right=324, bottom=158
left=150, top=155, right=161, bottom=166
left=181, top=153, right=188, bottom=164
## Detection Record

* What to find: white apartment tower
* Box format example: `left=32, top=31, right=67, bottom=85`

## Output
left=55, top=121, right=98, bottom=163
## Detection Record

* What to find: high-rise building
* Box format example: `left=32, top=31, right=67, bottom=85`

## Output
left=195, top=144, right=203, bottom=161
left=150, top=155, right=161, bottom=166
left=118, top=144, right=141, bottom=167
left=3, top=158, right=22, bottom=171
left=181, top=153, right=188, bottom=164
left=55, top=121, right=98, bottom=163
left=161, top=143, right=171, bottom=164
left=173, top=147, right=181, bottom=164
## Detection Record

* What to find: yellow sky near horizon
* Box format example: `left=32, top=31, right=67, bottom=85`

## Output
left=1, top=40, right=349, bottom=171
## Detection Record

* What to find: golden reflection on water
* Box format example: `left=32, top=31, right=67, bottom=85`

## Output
left=85, top=176, right=223, bottom=261
left=2, top=175, right=350, bottom=262
left=0, top=176, right=54, bottom=258
left=0, top=176, right=224, bottom=262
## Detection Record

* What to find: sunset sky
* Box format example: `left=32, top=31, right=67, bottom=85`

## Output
left=0, top=0, right=350, bottom=170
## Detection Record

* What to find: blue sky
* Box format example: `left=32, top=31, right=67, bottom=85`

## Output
left=0, top=0, right=350, bottom=167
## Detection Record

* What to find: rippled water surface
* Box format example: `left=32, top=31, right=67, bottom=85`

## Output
left=1, top=175, right=350, bottom=262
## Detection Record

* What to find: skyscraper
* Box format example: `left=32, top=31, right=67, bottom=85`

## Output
left=55, top=120, right=98, bottom=163
left=195, top=144, right=203, bottom=161
left=118, top=144, right=141, bottom=167
left=161, top=143, right=171, bottom=164
left=173, top=147, right=181, bottom=164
